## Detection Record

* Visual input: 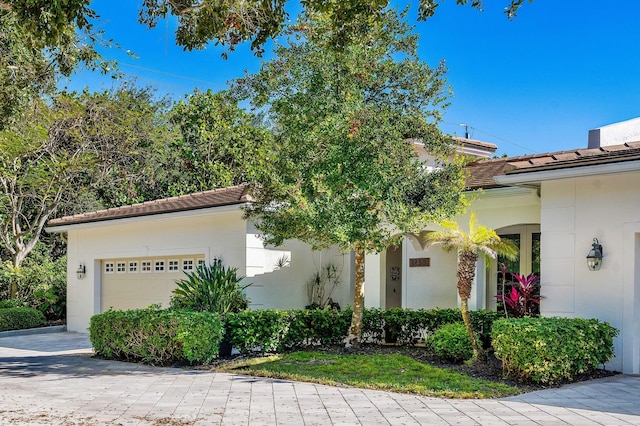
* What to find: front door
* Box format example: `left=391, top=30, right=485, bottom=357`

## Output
left=385, top=243, right=402, bottom=308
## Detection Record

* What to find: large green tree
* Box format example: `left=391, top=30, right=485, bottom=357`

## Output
left=234, top=9, right=467, bottom=344
left=139, top=0, right=532, bottom=55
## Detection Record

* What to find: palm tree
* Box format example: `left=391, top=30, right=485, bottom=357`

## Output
left=425, top=212, right=518, bottom=361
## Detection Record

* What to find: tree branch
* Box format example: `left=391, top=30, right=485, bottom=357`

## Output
left=167, top=0, right=206, bottom=15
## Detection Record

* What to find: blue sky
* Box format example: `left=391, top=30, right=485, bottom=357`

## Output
left=66, top=1, right=640, bottom=157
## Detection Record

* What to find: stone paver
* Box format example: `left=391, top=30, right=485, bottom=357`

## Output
left=0, top=332, right=639, bottom=425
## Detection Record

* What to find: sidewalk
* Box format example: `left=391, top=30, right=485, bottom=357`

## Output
left=0, top=332, right=638, bottom=425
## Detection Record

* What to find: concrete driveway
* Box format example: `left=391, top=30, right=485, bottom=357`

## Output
left=0, top=331, right=639, bottom=425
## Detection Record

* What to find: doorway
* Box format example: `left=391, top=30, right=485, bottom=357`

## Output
left=385, top=243, right=402, bottom=308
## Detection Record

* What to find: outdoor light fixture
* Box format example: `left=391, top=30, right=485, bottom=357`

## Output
left=586, top=238, right=603, bottom=271
left=76, top=263, right=86, bottom=280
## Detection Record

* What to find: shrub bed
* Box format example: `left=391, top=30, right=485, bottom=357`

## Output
left=0, top=243, right=67, bottom=321
left=366, top=308, right=500, bottom=346
left=226, top=308, right=501, bottom=353
left=226, top=309, right=351, bottom=353
left=89, top=306, right=223, bottom=365
left=492, top=317, right=618, bottom=384
left=427, top=322, right=476, bottom=363
left=0, top=307, right=46, bottom=331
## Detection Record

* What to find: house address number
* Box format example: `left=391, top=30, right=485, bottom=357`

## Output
left=409, top=257, right=430, bottom=267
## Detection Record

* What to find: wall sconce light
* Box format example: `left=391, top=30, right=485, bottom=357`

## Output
left=76, top=263, right=86, bottom=280
left=586, top=238, right=603, bottom=271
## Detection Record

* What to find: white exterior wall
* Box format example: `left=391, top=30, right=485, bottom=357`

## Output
left=403, top=241, right=458, bottom=310
left=245, top=220, right=351, bottom=310
left=588, top=117, right=640, bottom=148
left=466, top=187, right=541, bottom=231
left=540, top=171, right=640, bottom=373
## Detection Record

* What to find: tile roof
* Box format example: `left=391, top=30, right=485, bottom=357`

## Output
left=466, top=141, right=640, bottom=189
left=505, top=141, right=640, bottom=173
left=48, top=185, right=250, bottom=228
left=466, top=157, right=513, bottom=189
left=452, top=136, right=498, bottom=152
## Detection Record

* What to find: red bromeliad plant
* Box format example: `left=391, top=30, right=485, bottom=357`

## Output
left=496, top=267, right=540, bottom=318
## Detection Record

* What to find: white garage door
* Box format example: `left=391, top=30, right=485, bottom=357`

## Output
left=101, top=255, right=205, bottom=312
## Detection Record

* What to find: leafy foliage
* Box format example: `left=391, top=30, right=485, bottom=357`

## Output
left=138, top=0, right=532, bottom=55
left=492, top=317, right=618, bottom=384
left=0, top=306, right=46, bottom=331
left=0, top=242, right=66, bottom=319
left=171, top=259, right=250, bottom=313
left=427, top=322, right=476, bottom=363
left=225, top=307, right=500, bottom=354
left=226, top=308, right=352, bottom=353
left=0, top=0, right=111, bottom=129
left=0, top=298, right=20, bottom=309
left=364, top=307, right=500, bottom=346
left=306, top=262, right=342, bottom=309
left=426, top=213, right=519, bottom=262
left=166, top=90, right=272, bottom=195
left=89, top=306, right=223, bottom=365
left=495, top=269, right=540, bottom=318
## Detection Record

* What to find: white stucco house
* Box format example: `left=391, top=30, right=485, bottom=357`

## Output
left=47, top=123, right=640, bottom=374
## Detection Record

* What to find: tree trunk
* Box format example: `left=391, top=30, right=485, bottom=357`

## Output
left=457, top=251, right=478, bottom=300
left=460, top=296, right=483, bottom=361
left=346, top=244, right=365, bottom=347
left=9, top=250, right=27, bottom=299
left=457, top=250, right=483, bottom=361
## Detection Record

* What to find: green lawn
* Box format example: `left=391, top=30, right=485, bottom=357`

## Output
left=222, top=351, right=521, bottom=399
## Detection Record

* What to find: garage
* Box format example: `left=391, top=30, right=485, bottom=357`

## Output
left=101, top=255, right=205, bottom=312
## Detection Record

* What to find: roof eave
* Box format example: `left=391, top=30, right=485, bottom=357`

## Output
left=46, top=202, right=247, bottom=233
left=495, top=159, right=640, bottom=186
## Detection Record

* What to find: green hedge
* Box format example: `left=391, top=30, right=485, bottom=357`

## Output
left=365, top=308, right=501, bottom=346
left=225, top=307, right=500, bottom=354
left=89, top=306, right=223, bottom=365
left=0, top=307, right=46, bottom=331
left=492, top=317, right=619, bottom=384
left=225, top=309, right=351, bottom=353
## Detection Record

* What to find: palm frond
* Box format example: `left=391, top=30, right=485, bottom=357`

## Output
left=425, top=212, right=519, bottom=264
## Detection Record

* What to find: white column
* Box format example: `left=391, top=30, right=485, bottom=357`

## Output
left=364, top=252, right=383, bottom=308
left=468, top=258, right=486, bottom=311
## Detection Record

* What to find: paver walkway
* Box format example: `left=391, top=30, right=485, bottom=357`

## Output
left=0, top=332, right=639, bottom=425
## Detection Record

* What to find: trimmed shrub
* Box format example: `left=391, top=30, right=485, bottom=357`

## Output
left=284, top=308, right=351, bottom=348
left=171, top=259, right=250, bottom=313
left=225, top=309, right=352, bottom=353
left=224, top=307, right=500, bottom=353
left=89, top=306, right=223, bottom=365
left=225, top=309, right=293, bottom=354
left=0, top=307, right=46, bottom=331
left=363, top=307, right=499, bottom=346
left=492, top=317, right=619, bottom=384
left=427, top=322, right=476, bottom=363
left=0, top=299, right=22, bottom=309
